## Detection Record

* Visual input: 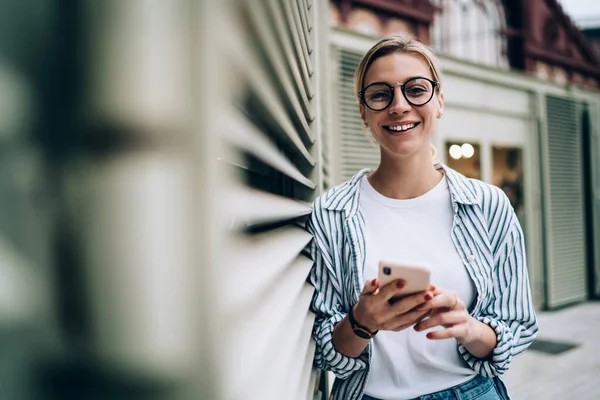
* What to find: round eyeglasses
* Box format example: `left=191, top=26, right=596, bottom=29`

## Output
left=358, top=77, right=439, bottom=111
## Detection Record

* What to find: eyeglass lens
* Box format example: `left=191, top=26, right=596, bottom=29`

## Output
left=362, top=78, right=435, bottom=110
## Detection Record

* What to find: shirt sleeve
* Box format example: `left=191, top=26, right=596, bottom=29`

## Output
left=459, top=208, right=538, bottom=377
left=306, top=204, right=368, bottom=379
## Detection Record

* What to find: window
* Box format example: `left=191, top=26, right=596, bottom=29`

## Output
left=492, top=146, right=524, bottom=225
left=445, top=141, right=481, bottom=179
left=431, top=0, right=509, bottom=68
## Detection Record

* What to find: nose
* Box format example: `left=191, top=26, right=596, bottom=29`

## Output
left=388, top=87, right=411, bottom=115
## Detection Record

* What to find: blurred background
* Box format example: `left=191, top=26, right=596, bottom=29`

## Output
left=0, top=0, right=598, bottom=399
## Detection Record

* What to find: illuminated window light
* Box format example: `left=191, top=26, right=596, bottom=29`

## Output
left=449, top=144, right=462, bottom=160
left=461, top=143, right=475, bottom=158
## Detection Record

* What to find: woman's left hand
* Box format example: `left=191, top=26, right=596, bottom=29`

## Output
left=414, top=286, right=498, bottom=359
left=413, top=286, right=475, bottom=344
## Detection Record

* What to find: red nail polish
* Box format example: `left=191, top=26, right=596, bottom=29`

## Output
left=414, top=325, right=420, bottom=331
left=426, top=332, right=433, bottom=339
left=430, top=285, right=436, bottom=291
left=372, top=279, right=378, bottom=287
left=396, top=280, right=404, bottom=289
left=424, top=294, right=432, bottom=301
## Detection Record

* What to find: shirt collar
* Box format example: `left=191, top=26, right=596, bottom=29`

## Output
left=322, top=164, right=480, bottom=216
left=441, top=164, right=480, bottom=205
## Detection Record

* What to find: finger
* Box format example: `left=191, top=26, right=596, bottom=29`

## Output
left=389, top=290, right=433, bottom=315
left=390, top=322, right=415, bottom=332
left=361, top=278, right=379, bottom=295
left=385, top=309, right=431, bottom=331
left=416, top=291, right=461, bottom=312
left=429, top=285, right=441, bottom=295
left=426, top=286, right=453, bottom=298
left=425, top=325, right=465, bottom=340
left=414, top=309, right=434, bottom=326
left=414, top=310, right=466, bottom=332
left=378, top=278, right=407, bottom=300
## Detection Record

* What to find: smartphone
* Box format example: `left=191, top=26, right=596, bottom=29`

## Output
left=378, top=260, right=431, bottom=303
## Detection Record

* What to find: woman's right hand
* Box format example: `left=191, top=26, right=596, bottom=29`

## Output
left=353, top=278, right=435, bottom=333
left=332, top=278, right=435, bottom=357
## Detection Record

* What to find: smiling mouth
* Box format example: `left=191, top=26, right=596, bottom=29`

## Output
left=383, top=122, right=420, bottom=133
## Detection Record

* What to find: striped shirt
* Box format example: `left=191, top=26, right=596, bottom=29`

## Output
left=307, top=165, right=538, bottom=400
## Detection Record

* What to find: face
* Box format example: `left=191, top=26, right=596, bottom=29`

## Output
left=359, top=52, right=444, bottom=161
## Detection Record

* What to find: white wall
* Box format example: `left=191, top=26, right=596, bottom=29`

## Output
left=434, top=72, right=531, bottom=183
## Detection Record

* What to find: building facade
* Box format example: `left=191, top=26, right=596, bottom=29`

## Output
left=1, top=1, right=600, bottom=399
left=328, top=0, right=600, bottom=310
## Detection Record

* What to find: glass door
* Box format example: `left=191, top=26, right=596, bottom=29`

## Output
left=492, top=146, right=525, bottom=227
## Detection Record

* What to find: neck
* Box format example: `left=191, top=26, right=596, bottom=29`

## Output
left=368, top=150, right=443, bottom=200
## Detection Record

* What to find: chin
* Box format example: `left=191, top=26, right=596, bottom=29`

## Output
left=383, top=146, right=420, bottom=159
left=382, top=141, right=430, bottom=160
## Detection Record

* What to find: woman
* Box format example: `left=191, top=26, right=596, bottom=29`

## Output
left=307, top=36, right=537, bottom=400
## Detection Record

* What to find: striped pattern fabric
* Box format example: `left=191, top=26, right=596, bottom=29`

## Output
left=306, top=165, right=538, bottom=400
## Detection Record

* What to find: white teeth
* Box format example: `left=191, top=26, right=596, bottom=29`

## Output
left=387, top=123, right=416, bottom=132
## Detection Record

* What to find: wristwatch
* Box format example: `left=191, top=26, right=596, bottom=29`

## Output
left=348, top=305, right=378, bottom=339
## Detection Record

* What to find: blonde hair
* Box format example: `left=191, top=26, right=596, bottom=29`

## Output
left=354, top=35, right=443, bottom=97
left=354, top=35, right=443, bottom=160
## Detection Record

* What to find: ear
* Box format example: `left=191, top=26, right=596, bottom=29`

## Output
left=436, top=91, right=444, bottom=119
left=359, top=103, right=368, bottom=126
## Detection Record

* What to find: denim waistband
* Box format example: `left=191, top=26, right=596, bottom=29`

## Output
left=362, top=374, right=501, bottom=400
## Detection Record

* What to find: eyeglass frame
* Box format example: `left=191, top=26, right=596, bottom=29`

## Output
left=357, top=76, right=440, bottom=111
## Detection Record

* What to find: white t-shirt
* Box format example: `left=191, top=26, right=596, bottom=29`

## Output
left=360, top=174, right=477, bottom=399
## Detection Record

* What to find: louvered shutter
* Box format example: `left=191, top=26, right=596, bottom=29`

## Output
left=586, top=106, right=600, bottom=298
left=217, top=1, right=327, bottom=399
left=335, top=47, right=379, bottom=183
left=542, top=95, right=588, bottom=308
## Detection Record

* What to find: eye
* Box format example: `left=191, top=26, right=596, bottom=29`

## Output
left=369, top=90, right=391, bottom=101
left=405, top=86, right=427, bottom=96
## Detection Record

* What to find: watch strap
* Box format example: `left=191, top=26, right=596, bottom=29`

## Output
left=348, top=305, right=378, bottom=339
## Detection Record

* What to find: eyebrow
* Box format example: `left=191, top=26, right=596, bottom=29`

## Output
left=363, top=76, right=433, bottom=87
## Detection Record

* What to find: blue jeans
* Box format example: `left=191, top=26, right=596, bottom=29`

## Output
left=362, top=375, right=508, bottom=400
